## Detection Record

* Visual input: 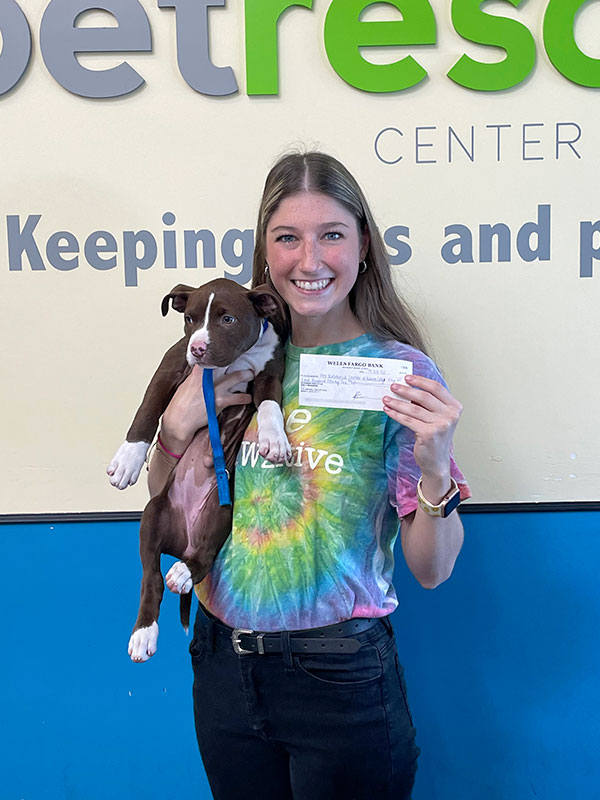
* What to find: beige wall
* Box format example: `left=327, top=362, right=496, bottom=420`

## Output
left=2, top=1, right=599, bottom=512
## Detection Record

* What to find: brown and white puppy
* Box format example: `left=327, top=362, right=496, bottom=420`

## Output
left=108, top=279, right=289, bottom=489
left=107, top=278, right=290, bottom=662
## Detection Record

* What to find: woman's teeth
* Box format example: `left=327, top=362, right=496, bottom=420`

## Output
left=293, top=279, right=331, bottom=291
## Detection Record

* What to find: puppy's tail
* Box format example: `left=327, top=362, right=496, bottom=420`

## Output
left=180, top=591, right=193, bottom=634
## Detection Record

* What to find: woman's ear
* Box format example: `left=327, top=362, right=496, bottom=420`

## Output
left=360, top=229, right=370, bottom=261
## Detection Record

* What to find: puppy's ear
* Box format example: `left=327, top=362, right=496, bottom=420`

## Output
left=161, top=284, right=196, bottom=316
left=247, top=284, right=284, bottom=317
left=247, top=284, right=290, bottom=338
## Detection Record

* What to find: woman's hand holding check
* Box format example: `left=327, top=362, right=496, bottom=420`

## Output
left=382, top=374, right=463, bottom=497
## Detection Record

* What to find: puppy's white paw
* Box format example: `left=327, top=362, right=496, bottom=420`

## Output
left=128, top=622, right=159, bottom=662
left=257, top=400, right=291, bottom=464
left=166, top=561, right=193, bottom=594
left=107, top=440, right=150, bottom=489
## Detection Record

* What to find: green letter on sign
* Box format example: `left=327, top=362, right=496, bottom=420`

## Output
left=447, top=0, right=535, bottom=91
left=245, top=0, right=313, bottom=95
left=544, top=0, right=600, bottom=87
left=324, top=0, right=436, bottom=93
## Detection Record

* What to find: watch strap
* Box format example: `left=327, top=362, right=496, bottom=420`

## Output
left=417, top=476, right=461, bottom=518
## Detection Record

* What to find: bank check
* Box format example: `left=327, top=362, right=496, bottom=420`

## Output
left=299, top=354, right=413, bottom=412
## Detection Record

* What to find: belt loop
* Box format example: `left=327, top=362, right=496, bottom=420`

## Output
left=281, top=630, right=294, bottom=672
left=205, top=616, right=214, bottom=655
left=382, top=615, right=393, bottom=636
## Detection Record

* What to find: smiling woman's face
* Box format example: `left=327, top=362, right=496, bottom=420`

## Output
left=265, top=191, right=369, bottom=345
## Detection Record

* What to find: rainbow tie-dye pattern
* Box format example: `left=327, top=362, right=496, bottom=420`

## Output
left=195, top=334, right=471, bottom=631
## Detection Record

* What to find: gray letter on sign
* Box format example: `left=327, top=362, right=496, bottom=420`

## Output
left=0, top=0, right=32, bottom=96
left=7, top=215, right=45, bottom=271
left=158, top=0, right=237, bottom=96
left=40, top=0, right=152, bottom=98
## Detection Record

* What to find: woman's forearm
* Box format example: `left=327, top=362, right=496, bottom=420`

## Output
left=161, top=366, right=254, bottom=454
left=401, top=509, right=464, bottom=589
left=382, top=375, right=466, bottom=590
left=400, top=473, right=464, bottom=589
left=147, top=366, right=254, bottom=498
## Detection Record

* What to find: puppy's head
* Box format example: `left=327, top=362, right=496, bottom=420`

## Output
left=162, top=279, right=287, bottom=368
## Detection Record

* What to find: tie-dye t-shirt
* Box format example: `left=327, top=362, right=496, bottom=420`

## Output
left=196, top=333, right=471, bottom=631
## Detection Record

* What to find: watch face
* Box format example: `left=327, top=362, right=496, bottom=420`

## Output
left=443, top=489, right=461, bottom=518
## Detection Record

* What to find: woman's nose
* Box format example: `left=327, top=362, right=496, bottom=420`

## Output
left=298, top=240, right=320, bottom=272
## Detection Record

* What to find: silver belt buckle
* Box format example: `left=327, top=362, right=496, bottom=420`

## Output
left=232, top=628, right=255, bottom=655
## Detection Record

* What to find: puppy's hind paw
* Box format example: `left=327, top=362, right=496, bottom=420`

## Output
left=165, top=561, right=193, bottom=594
left=128, top=622, right=159, bottom=662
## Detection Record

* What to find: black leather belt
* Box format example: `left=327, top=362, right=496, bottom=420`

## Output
left=228, top=617, right=379, bottom=655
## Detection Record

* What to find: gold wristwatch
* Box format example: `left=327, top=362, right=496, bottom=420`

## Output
left=417, top=477, right=461, bottom=518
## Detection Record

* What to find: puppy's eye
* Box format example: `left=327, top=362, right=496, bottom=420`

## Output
left=222, top=315, right=237, bottom=325
left=184, top=314, right=193, bottom=325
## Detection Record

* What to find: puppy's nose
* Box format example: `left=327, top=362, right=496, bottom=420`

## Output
left=190, top=340, right=207, bottom=358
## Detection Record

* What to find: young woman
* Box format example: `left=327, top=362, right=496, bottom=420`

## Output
left=151, top=151, right=471, bottom=799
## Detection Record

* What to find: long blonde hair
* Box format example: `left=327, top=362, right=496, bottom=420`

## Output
left=251, top=151, right=428, bottom=353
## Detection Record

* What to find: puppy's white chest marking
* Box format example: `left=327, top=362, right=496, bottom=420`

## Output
left=222, top=323, right=290, bottom=464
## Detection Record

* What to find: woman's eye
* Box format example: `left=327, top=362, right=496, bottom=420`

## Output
left=276, top=234, right=296, bottom=243
left=222, top=315, right=237, bottom=325
left=184, top=315, right=193, bottom=325
left=324, top=231, right=342, bottom=240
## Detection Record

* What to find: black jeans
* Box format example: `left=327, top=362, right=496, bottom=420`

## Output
left=190, top=604, right=420, bottom=799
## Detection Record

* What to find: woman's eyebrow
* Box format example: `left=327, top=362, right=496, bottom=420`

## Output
left=270, top=221, right=350, bottom=232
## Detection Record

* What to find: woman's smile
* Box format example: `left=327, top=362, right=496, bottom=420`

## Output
left=292, top=277, right=333, bottom=292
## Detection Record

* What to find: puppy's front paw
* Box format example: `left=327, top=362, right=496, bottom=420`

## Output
left=128, top=622, right=159, bottom=662
left=166, top=561, right=193, bottom=594
left=107, top=440, right=150, bottom=489
left=257, top=400, right=291, bottom=464
left=258, top=431, right=291, bottom=464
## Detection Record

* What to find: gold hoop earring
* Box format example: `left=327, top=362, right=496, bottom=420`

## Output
left=359, top=260, right=367, bottom=274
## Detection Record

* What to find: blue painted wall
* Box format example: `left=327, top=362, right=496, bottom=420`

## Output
left=1, top=513, right=598, bottom=799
